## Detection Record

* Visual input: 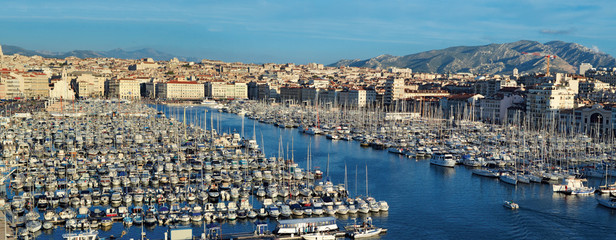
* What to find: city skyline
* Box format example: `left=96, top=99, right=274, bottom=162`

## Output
left=1, top=0, right=615, bottom=64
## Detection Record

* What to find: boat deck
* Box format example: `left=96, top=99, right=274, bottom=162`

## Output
left=220, top=233, right=276, bottom=240
left=212, top=228, right=388, bottom=240
left=274, top=229, right=387, bottom=240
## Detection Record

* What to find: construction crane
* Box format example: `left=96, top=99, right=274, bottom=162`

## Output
left=521, top=52, right=557, bottom=76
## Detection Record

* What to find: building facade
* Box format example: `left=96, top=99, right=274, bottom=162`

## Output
left=384, top=78, right=405, bottom=105
left=105, top=79, right=140, bottom=100
left=339, top=89, right=368, bottom=107
left=205, top=81, right=248, bottom=99
left=49, top=80, right=75, bottom=100
left=22, top=71, right=50, bottom=98
left=156, top=81, right=204, bottom=100
left=526, top=82, right=576, bottom=125
left=74, top=73, right=105, bottom=98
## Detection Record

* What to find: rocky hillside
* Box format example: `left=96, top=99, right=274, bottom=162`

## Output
left=330, top=40, right=616, bottom=75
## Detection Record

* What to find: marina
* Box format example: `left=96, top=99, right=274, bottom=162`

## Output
left=1, top=99, right=616, bottom=239
left=2, top=0, right=616, bottom=239
left=0, top=100, right=390, bottom=240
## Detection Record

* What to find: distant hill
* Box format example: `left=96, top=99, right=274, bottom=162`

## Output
left=2, top=45, right=198, bottom=62
left=329, top=40, right=616, bottom=75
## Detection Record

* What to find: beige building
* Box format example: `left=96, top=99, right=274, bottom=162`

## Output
left=205, top=81, right=247, bottom=99
left=574, top=104, right=614, bottom=135
left=232, top=82, right=248, bottom=99
left=128, top=61, right=159, bottom=71
left=403, top=89, right=449, bottom=99
left=106, top=78, right=140, bottom=100
left=74, top=73, right=105, bottom=98
left=1, top=73, right=24, bottom=99
left=22, top=71, right=50, bottom=98
left=156, top=81, right=204, bottom=100
left=0, top=83, right=6, bottom=99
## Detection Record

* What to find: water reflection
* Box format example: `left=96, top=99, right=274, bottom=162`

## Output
left=100, top=225, right=113, bottom=232
left=429, top=165, right=455, bottom=178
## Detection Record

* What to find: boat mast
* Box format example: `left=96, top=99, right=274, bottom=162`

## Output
left=344, top=163, right=348, bottom=196
left=326, top=154, right=330, bottom=178
left=355, top=165, right=358, bottom=198
left=365, top=164, right=369, bottom=197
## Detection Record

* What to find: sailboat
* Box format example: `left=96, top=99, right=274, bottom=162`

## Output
left=346, top=217, right=383, bottom=239
left=499, top=150, right=517, bottom=185
left=598, top=163, right=616, bottom=194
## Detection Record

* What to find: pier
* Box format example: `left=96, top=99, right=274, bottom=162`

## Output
left=0, top=209, right=15, bottom=240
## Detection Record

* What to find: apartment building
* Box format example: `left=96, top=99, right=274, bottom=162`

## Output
left=157, top=81, right=204, bottom=100
left=205, top=81, right=248, bottom=99
left=526, top=82, right=576, bottom=124
left=105, top=78, right=140, bottom=100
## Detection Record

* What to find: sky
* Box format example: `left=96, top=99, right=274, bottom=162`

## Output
left=0, top=0, right=615, bottom=64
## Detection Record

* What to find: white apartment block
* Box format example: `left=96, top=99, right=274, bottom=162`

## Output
left=157, top=81, right=204, bottom=100
left=384, top=78, right=405, bottom=105
left=527, top=82, right=576, bottom=123
left=106, top=79, right=140, bottom=100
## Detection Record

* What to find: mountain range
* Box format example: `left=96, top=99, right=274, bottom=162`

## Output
left=2, top=45, right=198, bottom=62
left=3, top=41, right=615, bottom=75
left=329, top=40, right=616, bottom=75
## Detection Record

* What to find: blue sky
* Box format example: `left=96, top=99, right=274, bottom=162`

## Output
left=1, top=0, right=614, bottom=64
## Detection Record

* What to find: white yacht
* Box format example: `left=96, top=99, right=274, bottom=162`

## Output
left=429, top=153, right=456, bottom=168
left=267, top=205, right=281, bottom=218
left=26, top=220, right=42, bottom=232
left=553, top=176, right=595, bottom=195
left=471, top=169, right=499, bottom=178
left=499, top=172, right=518, bottom=185
left=378, top=201, right=389, bottom=211
left=280, top=205, right=292, bottom=218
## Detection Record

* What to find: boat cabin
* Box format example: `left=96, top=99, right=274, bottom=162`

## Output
left=275, top=217, right=338, bottom=235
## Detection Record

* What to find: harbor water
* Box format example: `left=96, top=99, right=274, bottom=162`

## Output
left=33, top=104, right=616, bottom=239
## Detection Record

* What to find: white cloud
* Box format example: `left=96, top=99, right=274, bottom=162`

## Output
left=591, top=45, right=600, bottom=53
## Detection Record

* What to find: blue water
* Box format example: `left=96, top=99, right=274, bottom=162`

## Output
left=35, top=104, right=616, bottom=239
